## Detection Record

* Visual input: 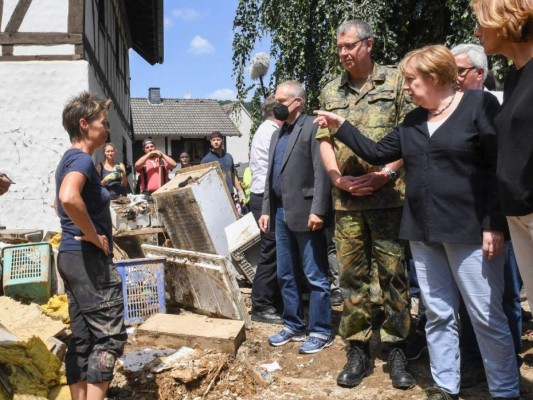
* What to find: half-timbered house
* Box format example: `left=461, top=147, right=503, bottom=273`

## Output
left=0, top=0, right=163, bottom=231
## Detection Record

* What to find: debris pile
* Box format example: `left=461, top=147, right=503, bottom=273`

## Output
left=40, top=295, right=69, bottom=324
left=0, top=162, right=266, bottom=399
left=0, top=336, right=65, bottom=398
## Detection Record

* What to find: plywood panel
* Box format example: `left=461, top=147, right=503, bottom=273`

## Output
left=0, top=296, right=67, bottom=344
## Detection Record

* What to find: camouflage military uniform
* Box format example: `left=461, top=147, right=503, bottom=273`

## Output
left=316, top=63, right=412, bottom=343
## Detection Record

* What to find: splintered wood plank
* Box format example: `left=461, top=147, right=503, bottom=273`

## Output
left=136, top=313, right=245, bottom=355
left=142, top=245, right=251, bottom=328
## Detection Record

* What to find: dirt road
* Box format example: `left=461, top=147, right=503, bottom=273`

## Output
left=109, top=301, right=533, bottom=400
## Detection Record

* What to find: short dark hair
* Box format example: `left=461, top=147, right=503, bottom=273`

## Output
left=62, top=91, right=112, bottom=143
left=210, top=131, right=223, bottom=139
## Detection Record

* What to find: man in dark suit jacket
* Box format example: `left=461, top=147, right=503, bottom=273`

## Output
left=259, top=80, right=332, bottom=354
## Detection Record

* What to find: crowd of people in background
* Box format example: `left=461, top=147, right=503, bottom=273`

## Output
left=51, top=0, right=532, bottom=399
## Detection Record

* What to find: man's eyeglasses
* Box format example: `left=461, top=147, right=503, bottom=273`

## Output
left=337, top=37, right=369, bottom=53
left=457, top=66, right=477, bottom=76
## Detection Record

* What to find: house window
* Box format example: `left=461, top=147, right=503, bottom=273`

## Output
left=183, top=139, right=207, bottom=165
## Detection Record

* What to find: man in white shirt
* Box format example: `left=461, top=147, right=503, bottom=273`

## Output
left=249, top=96, right=284, bottom=324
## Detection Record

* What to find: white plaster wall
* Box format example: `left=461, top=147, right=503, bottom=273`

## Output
left=0, top=61, right=90, bottom=231
left=2, top=0, right=68, bottom=32
left=14, top=44, right=75, bottom=56
left=226, top=109, right=252, bottom=165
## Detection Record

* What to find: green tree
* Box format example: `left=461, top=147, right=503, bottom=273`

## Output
left=232, top=0, right=508, bottom=130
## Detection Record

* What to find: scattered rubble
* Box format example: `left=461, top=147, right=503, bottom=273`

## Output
left=8, top=162, right=533, bottom=400
left=0, top=336, right=65, bottom=398
left=39, top=295, right=69, bottom=324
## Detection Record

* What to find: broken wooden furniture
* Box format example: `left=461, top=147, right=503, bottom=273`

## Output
left=142, top=244, right=251, bottom=328
left=152, top=162, right=238, bottom=255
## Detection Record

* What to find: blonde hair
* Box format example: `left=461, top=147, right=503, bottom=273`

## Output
left=472, top=0, right=533, bottom=42
left=399, top=45, right=457, bottom=87
left=62, top=91, right=112, bottom=143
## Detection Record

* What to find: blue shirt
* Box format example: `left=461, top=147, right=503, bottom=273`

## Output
left=272, top=119, right=298, bottom=200
left=201, top=150, right=236, bottom=194
left=55, top=148, right=112, bottom=252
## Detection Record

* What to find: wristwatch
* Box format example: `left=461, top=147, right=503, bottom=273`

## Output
left=382, top=167, right=398, bottom=182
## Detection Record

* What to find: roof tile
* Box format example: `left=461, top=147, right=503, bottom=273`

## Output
left=131, top=98, right=242, bottom=138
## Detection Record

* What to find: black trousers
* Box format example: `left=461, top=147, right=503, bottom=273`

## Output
left=249, top=192, right=282, bottom=312
left=58, top=250, right=127, bottom=384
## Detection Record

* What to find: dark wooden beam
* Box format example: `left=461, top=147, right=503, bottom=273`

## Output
left=0, top=32, right=83, bottom=45
left=67, top=0, right=83, bottom=33
left=0, top=54, right=83, bottom=61
left=2, top=45, right=13, bottom=56
left=0, top=0, right=4, bottom=32
left=4, top=0, right=33, bottom=32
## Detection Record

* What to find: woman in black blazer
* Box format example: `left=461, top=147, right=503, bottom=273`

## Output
left=314, top=45, right=519, bottom=400
left=473, top=0, right=533, bottom=341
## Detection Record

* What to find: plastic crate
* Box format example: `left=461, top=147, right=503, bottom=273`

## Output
left=230, top=235, right=261, bottom=284
left=116, top=257, right=166, bottom=325
left=2, top=242, right=52, bottom=304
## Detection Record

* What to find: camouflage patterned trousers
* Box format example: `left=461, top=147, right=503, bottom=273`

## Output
left=336, top=207, right=411, bottom=343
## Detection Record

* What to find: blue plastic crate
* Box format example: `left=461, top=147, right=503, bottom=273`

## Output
left=2, top=243, right=52, bottom=304
left=116, top=257, right=166, bottom=325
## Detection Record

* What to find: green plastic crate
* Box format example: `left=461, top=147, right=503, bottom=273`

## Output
left=2, top=243, right=51, bottom=304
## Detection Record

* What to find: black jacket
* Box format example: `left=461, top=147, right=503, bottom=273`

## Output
left=495, top=58, right=533, bottom=216
left=335, top=90, right=505, bottom=244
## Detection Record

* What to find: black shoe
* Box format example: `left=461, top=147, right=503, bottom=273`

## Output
left=331, top=290, right=343, bottom=306
left=251, top=309, right=284, bottom=325
left=405, top=330, right=428, bottom=360
left=522, top=307, right=532, bottom=321
left=388, top=347, right=416, bottom=389
left=336, top=342, right=374, bottom=388
left=425, top=387, right=458, bottom=400
left=460, top=364, right=486, bottom=388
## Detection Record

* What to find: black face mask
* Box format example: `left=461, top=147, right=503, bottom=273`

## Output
left=273, top=103, right=290, bottom=121
left=272, top=98, right=297, bottom=121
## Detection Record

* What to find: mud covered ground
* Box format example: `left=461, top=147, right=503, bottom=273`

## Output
left=108, top=296, right=533, bottom=400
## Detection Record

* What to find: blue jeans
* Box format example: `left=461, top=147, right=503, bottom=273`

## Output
left=410, top=241, right=519, bottom=398
left=461, top=241, right=522, bottom=366
left=275, top=206, right=331, bottom=338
